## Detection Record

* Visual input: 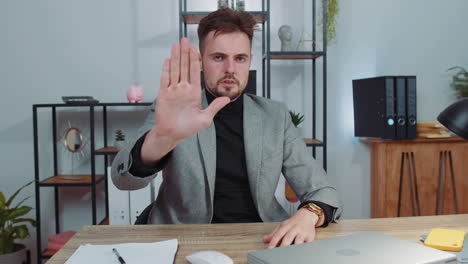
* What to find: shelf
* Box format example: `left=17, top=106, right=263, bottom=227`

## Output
left=99, top=217, right=109, bottom=225
left=95, top=146, right=120, bottom=155
left=33, top=102, right=153, bottom=108
left=182, top=11, right=267, bottom=24
left=269, top=51, right=324, bottom=60
left=303, top=138, right=323, bottom=147
left=39, top=174, right=105, bottom=187
left=40, top=249, right=57, bottom=259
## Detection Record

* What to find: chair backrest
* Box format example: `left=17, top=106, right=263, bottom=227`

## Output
left=134, top=202, right=153, bottom=225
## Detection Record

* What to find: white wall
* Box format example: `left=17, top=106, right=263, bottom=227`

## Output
left=1, top=0, right=467, bottom=261
left=327, top=0, right=468, bottom=219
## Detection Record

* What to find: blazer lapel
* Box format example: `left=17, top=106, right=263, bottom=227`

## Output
left=243, top=95, right=263, bottom=210
left=197, top=92, right=217, bottom=200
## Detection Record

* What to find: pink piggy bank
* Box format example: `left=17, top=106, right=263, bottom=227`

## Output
left=126, top=85, right=144, bottom=103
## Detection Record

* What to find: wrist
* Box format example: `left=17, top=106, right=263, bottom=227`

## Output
left=141, top=128, right=181, bottom=165
left=300, top=203, right=325, bottom=227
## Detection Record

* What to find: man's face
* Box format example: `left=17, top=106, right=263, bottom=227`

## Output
left=201, top=31, right=252, bottom=101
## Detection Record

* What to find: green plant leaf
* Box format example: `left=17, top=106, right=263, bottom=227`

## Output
left=447, top=66, right=468, bottom=98
left=5, top=181, right=33, bottom=207
left=12, top=218, right=37, bottom=227
left=289, top=111, right=305, bottom=127
left=0, top=181, right=36, bottom=251
left=5, top=206, right=32, bottom=220
left=12, top=196, right=31, bottom=209
left=0, top=225, right=16, bottom=254
left=13, top=225, right=30, bottom=240
left=447, top=66, right=467, bottom=74
left=0, top=192, right=5, bottom=210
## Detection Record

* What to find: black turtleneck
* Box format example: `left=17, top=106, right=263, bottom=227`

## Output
left=206, top=90, right=262, bottom=223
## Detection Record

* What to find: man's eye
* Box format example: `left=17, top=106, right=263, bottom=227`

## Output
left=237, top=57, right=246, bottom=62
left=214, top=56, right=223, bottom=61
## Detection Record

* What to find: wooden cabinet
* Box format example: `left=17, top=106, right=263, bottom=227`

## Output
left=365, top=137, right=468, bottom=218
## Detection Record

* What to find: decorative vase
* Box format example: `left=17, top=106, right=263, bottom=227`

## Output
left=218, top=0, right=229, bottom=9
left=0, top=244, right=26, bottom=264
left=114, top=140, right=126, bottom=150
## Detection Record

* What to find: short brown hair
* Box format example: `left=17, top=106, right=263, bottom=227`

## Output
left=198, top=8, right=257, bottom=53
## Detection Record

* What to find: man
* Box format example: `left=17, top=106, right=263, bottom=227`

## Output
left=112, top=8, right=341, bottom=248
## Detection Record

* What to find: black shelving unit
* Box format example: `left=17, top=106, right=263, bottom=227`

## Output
left=178, top=0, right=328, bottom=169
left=33, top=102, right=152, bottom=263
left=266, top=0, right=328, bottom=170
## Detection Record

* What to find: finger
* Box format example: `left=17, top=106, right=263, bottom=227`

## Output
left=268, top=226, right=289, bottom=249
left=160, top=59, right=170, bottom=92
left=263, top=226, right=280, bottom=243
left=279, top=230, right=297, bottom=247
left=202, top=97, right=230, bottom=119
left=180, top=38, right=190, bottom=82
left=304, top=233, right=316, bottom=243
left=170, top=43, right=180, bottom=86
left=189, top=46, right=201, bottom=85
left=293, top=234, right=306, bottom=245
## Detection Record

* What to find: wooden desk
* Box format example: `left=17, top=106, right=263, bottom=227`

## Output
left=47, top=214, right=468, bottom=264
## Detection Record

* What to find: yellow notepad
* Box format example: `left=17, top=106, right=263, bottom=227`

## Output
left=424, top=228, right=466, bottom=252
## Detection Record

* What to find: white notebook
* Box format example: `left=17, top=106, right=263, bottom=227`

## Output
left=65, top=239, right=178, bottom=264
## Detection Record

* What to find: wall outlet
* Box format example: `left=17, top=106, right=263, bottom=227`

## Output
left=111, top=209, right=130, bottom=225
left=107, top=166, right=131, bottom=225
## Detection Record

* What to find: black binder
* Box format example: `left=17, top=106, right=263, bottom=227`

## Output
left=353, top=76, right=396, bottom=139
left=395, top=77, right=407, bottom=139
left=406, top=76, right=417, bottom=139
left=353, top=76, right=417, bottom=139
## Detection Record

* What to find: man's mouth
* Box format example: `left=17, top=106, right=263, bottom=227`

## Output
left=220, top=79, right=238, bottom=87
left=223, top=79, right=236, bottom=84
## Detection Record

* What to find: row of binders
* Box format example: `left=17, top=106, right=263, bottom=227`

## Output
left=353, top=76, right=417, bottom=139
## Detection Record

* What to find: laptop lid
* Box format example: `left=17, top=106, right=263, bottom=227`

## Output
left=248, top=231, right=456, bottom=264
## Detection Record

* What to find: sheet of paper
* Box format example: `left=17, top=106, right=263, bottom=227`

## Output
left=65, top=239, right=178, bottom=264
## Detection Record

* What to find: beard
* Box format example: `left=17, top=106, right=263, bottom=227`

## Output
left=206, top=73, right=245, bottom=101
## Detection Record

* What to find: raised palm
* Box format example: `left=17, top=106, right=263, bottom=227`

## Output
left=154, top=38, right=229, bottom=141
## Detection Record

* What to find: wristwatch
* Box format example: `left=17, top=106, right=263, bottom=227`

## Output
left=301, top=202, right=325, bottom=227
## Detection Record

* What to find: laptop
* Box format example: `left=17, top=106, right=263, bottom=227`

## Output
left=248, top=231, right=457, bottom=264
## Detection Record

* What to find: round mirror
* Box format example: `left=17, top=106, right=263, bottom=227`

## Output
left=64, top=128, right=83, bottom=152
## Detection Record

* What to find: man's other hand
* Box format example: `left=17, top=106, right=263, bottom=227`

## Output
left=262, top=208, right=319, bottom=248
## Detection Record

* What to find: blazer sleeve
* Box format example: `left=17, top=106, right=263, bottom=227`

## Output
left=111, top=101, right=165, bottom=190
left=280, top=105, right=343, bottom=222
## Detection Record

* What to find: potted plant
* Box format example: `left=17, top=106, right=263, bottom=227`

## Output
left=0, top=181, right=36, bottom=263
left=285, top=111, right=306, bottom=203
left=447, top=66, right=468, bottom=99
left=289, top=110, right=305, bottom=127
left=114, top=130, right=126, bottom=150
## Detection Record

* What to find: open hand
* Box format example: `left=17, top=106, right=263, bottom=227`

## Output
left=262, top=208, right=319, bottom=248
left=154, top=38, right=230, bottom=141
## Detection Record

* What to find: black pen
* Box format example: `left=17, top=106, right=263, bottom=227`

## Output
left=112, top=248, right=127, bottom=264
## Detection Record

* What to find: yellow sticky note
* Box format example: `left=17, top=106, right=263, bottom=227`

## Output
left=424, top=228, right=466, bottom=252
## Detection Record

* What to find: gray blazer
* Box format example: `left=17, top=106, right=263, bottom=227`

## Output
left=112, top=92, right=342, bottom=224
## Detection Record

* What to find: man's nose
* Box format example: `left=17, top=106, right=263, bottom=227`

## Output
left=224, top=59, right=235, bottom=73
